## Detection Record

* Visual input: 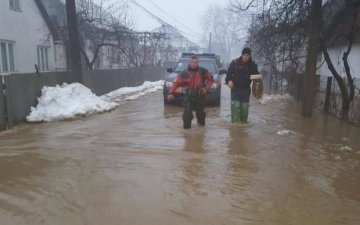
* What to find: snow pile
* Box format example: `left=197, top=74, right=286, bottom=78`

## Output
left=27, top=83, right=118, bottom=122
left=259, top=94, right=292, bottom=105
left=102, top=80, right=164, bottom=101
left=27, top=81, right=164, bottom=122
left=277, top=129, right=295, bottom=136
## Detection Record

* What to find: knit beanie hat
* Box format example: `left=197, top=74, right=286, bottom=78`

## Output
left=242, top=47, right=251, bottom=55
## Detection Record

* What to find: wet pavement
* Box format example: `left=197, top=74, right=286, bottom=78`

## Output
left=1, top=82, right=360, bottom=225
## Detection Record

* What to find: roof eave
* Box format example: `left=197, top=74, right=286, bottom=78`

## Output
left=34, top=0, right=61, bottom=42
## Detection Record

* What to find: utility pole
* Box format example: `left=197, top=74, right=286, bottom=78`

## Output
left=208, top=32, right=212, bottom=53
left=180, top=36, right=183, bottom=50
left=301, top=0, right=322, bottom=117
left=66, top=0, right=83, bottom=83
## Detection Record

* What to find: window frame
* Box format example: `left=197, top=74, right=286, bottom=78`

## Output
left=37, top=46, right=50, bottom=72
left=0, top=41, right=16, bottom=74
left=9, top=0, right=21, bottom=12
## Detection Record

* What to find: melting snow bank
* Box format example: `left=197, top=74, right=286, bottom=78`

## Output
left=27, top=83, right=118, bottom=122
left=27, top=81, right=164, bottom=122
left=102, top=80, right=164, bottom=102
left=259, top=94, right=292, bottom=104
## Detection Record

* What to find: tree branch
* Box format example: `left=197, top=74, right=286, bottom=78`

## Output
left=232, top=0, right=258, bottom=12
left=320, top=39, right=347, bottom=98
left=342, top=7, right=358, bottom=101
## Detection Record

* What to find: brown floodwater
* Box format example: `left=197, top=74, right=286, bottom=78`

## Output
left=0, top=85, right=360, bottom=225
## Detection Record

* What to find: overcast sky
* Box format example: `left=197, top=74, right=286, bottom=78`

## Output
left=126, top=0, right=229, bottom=43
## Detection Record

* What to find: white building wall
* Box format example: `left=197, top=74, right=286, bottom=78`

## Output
left=318, top=44, right=360, bottom=78
left=0, top=0, right=63, bottom=74
left=53, top=41, right=67, bottom=71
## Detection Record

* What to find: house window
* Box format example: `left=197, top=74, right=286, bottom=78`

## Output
left=0, top=41, right=16, bottom=74
left=9, top=0, right=21, bottom=11
left=37, top=46, right=49, bottom=71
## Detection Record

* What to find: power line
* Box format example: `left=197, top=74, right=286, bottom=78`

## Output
left=128, top=0, right=200, bottom=39
left=144, top=0, right=200, bottom=37
left=130, top=0, right=199, bottom=38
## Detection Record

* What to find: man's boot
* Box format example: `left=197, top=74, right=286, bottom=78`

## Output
left=196, top=110, right=206, bottom=126
left=183, top=99, right=193, bottom=129
left=231, top=101, right=241, bottom=123
left=240, top=102, right=250, bottom=123
left=183, top=112, right=193, bottom=129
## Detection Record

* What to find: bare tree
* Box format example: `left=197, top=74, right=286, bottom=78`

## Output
left=232, top=0, right=360, bottom=120
left=320, top=1, right=360, bottom=119
left=74, top=0, right=170, bottom=69
left=76, top=0, right=135, bottom=69
left=302, top=0, right=322, bottom=117
left=65, top=0, right=83, bottom=82
left=55, top=0, right=177, bottom=70
left=246, top=1, right=310, bottom=94
left=231, top=0, right=259, bottom=11
left=117, top=32, right=169, bottom=67
left=201, top=5, right=247, bottom=65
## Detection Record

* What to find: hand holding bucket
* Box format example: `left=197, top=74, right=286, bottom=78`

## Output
left=250, top=74, right=264, bottom=99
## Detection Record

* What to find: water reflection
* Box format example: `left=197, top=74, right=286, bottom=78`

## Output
left=182, top=129, right=206, bottom=153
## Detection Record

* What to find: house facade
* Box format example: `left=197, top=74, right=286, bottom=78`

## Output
left=0, top=0, right=66, bottom=75
left=316, top=0, right=360, bottom=79
left=317, top=44, right=360, bottom=79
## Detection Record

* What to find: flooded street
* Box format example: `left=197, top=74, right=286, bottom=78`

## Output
left=1, top=85, right=360, bottom=225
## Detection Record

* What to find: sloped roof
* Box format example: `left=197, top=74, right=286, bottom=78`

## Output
left=33, top=0, right=60, bottom=41
left=40, top=0, right=67, bottom=27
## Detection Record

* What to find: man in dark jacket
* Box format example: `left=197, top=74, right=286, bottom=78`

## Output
left=225, top=47, right=259, bottom=123
left=167, top=55, right=213, bottom=129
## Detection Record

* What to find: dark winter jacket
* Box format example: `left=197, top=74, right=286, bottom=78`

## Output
left=225, top=57, right=259, bottom=88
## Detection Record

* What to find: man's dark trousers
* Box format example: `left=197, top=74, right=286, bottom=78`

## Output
left=183, top=93, right=206, bottom=129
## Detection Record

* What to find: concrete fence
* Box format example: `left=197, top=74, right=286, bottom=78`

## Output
left=0, top=82, right=6, bottom=131
left=0, top=67, right=167, bottom=131
left=84, top=67, right=167, bottom=96
left=3, top=71, right=74, bottom=128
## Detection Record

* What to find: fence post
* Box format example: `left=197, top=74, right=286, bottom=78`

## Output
left=269, top=72, right=272, bottom=95
left=3, top=75, right=14, bottom=129
left=297, top=74, right=303, bottom=101
left=0, top=76, right=6, bottom=131
left=324, top=76, right=332, bottom=113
